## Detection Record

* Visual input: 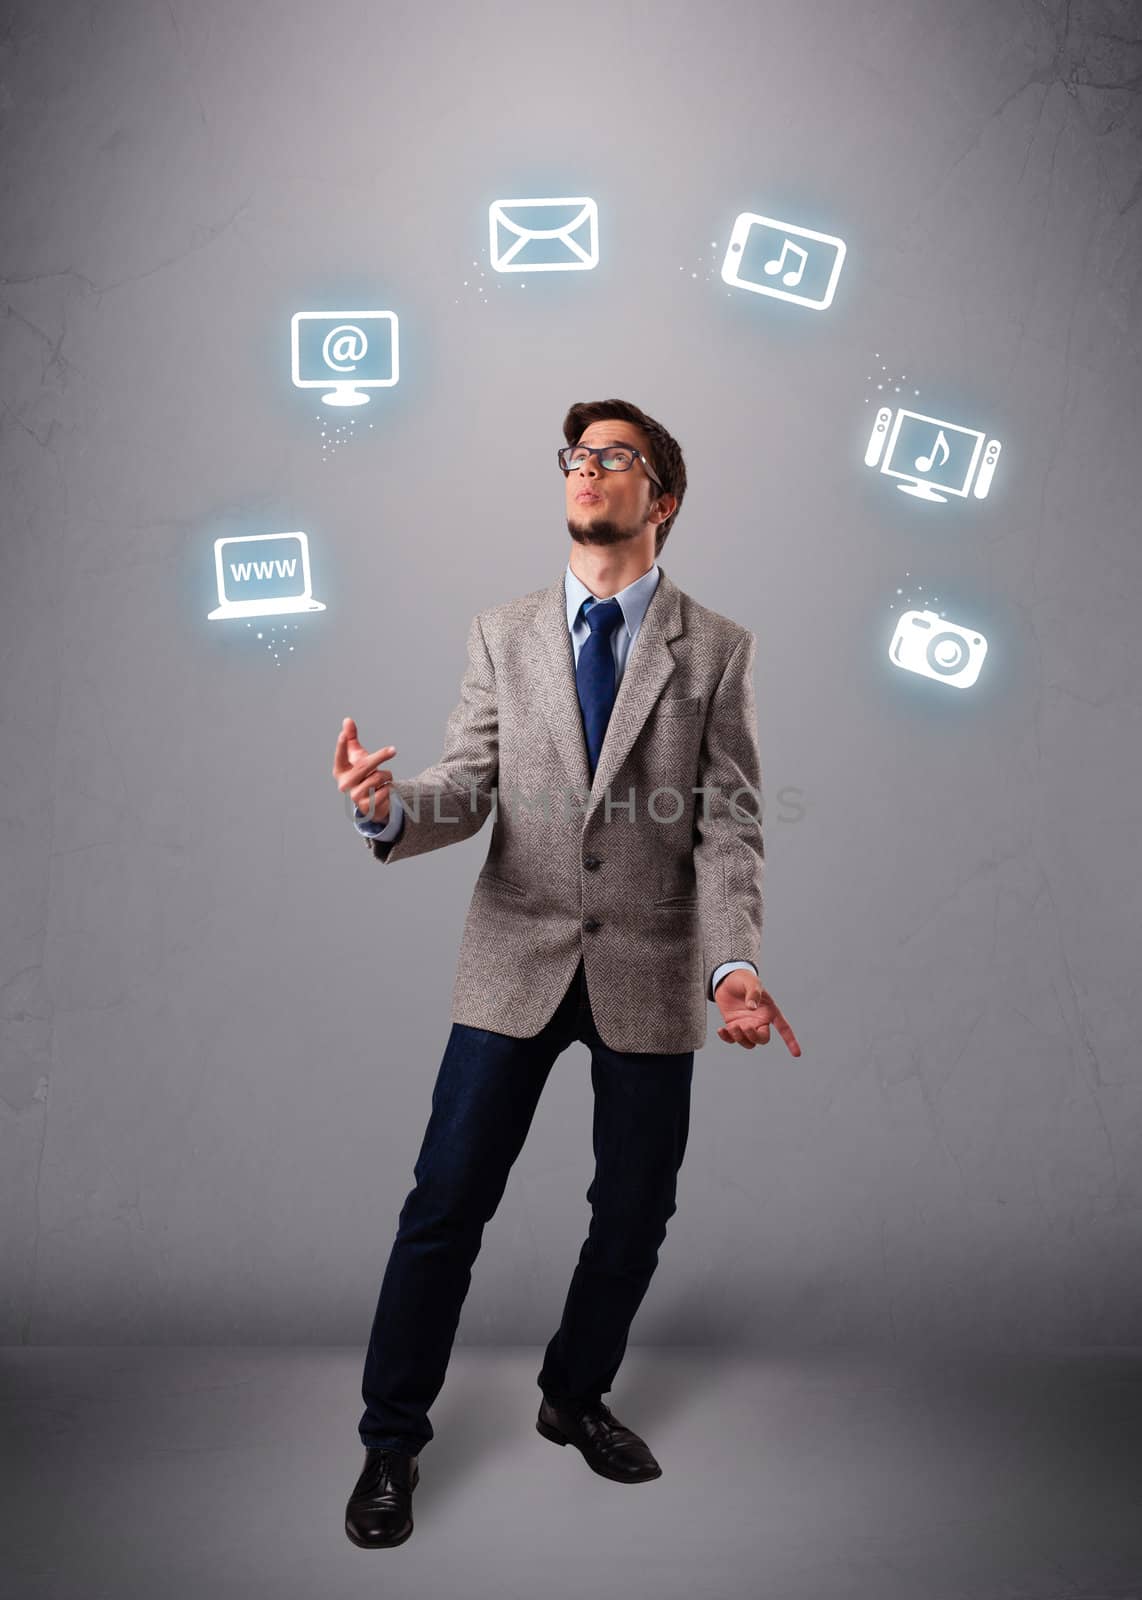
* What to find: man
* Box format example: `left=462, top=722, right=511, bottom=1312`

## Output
left=333, top=398, right=801, bottom=1549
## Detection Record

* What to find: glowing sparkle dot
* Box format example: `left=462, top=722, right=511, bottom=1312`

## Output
left=877, top=383, right=883, bottom=390
left=691, top=272, right=697, bottom=278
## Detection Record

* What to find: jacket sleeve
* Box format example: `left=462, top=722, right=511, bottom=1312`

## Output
left=692, top=629, right=764, bottom=999
left=365, top=612, right=498, bottom=866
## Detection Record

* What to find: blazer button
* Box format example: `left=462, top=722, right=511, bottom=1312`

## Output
left=583, top=917, right=601, bottom=932
left=583, top=856, right=600, bottom=870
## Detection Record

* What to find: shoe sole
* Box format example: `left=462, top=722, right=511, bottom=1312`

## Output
left=536, top=1417, right=662, bottom=1483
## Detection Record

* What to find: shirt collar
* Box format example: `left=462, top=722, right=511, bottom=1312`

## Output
left=564, top=560, right=660, bottom=640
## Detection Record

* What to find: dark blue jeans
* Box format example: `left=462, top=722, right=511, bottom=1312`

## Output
left=358, top=956, right=695, bottom=1454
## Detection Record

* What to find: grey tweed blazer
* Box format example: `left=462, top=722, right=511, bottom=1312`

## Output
left=364, top=562, right=764, bottom=1053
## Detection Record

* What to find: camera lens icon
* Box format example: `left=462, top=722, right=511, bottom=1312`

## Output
left=889, top=609, right=988, bottom=690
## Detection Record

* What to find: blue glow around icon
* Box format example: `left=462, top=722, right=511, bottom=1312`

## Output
left=865, top=406, right=1002, bottom=502
left=207, top=531, right=326, bottom=621
left=889, top=609, right=988, bottom=689
left=290, top=311, right=399, bottom=407
left=489, top=197, right=599, bottom=272
left=720, top=212, right=846, bottom=310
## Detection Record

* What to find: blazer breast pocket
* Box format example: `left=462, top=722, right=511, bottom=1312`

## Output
left=658, top=694, right=703, bottom=717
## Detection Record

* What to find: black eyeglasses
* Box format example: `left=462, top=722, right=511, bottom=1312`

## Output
left=558, top=443, right=664, bottom=490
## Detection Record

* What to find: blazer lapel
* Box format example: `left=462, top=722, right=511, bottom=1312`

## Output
left=532, top=564, right=685, bottom=821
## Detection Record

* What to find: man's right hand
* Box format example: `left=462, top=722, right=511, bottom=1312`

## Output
left=333, top=717, right=397, bottom=825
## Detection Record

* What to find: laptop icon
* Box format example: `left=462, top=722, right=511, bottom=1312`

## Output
left=207, top=531, right=327, bottom=620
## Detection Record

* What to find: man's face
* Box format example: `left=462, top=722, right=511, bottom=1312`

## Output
left=564, top=419, right=667, bottom=550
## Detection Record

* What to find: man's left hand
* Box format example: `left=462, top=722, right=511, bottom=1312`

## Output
left=714, top=969, right=802, bottom=1055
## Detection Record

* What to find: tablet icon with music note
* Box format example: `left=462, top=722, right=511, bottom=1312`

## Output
left=721, top=212, right=846, bottom=310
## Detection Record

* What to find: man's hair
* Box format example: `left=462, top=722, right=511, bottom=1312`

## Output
left=562, top=398, right=687, bottom=558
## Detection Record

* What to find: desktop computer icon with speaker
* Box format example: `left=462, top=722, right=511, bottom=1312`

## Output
left=865, top=406, right=1002, bottom=503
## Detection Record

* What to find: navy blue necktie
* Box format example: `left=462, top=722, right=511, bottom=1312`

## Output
left=575, top=596, right=625, bottom=781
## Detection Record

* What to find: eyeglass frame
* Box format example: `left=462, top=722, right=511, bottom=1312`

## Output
left=558, top=442, right=665, bottom=492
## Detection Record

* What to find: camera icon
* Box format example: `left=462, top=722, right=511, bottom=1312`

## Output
left=889, top=609, right=988, bottom=690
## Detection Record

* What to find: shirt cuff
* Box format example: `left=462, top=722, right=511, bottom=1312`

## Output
left=353, top=788, right=404, bottom=841
left=711, top=959, right=758, bottom=1000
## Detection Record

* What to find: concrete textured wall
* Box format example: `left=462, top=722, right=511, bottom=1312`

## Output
left=2, top=0, right=1140, bottom=1351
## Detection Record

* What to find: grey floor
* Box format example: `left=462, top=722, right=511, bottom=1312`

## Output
left=3, top=1346, right=1142, bottom=1600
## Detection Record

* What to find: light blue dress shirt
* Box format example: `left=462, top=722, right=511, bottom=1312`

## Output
left=353, top=561, right=757, bottom=998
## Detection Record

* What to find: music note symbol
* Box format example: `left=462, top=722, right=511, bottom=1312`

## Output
left=763, top=238, right=809, bottom=289
left=915, top=428, right=951, bottom=474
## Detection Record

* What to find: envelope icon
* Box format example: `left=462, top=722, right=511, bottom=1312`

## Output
left=489, top=196, right=599, bottom=273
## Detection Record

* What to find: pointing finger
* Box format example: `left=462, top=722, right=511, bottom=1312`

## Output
left=340, top=746, right=396, bottom=789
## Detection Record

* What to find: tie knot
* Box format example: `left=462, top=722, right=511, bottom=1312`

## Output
left=583, top=596, right=623, bottom=638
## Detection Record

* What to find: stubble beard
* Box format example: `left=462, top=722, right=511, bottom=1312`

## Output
left=566, top=509, right=643, bottom=547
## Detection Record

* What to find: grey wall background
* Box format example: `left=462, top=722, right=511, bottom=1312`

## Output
left=2, top=0, right=1140, bottom=1352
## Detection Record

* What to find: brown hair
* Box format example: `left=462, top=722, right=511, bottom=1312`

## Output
left=562, top=398, right=687, bottom=558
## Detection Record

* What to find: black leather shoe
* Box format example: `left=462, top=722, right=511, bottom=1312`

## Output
left=345, top=1448, right=420, bottom=1548
left=537, top=1395, right=662, bottom=1483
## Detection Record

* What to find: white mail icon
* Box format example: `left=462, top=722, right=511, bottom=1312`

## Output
left=488, top=196, right=599, bottom=273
